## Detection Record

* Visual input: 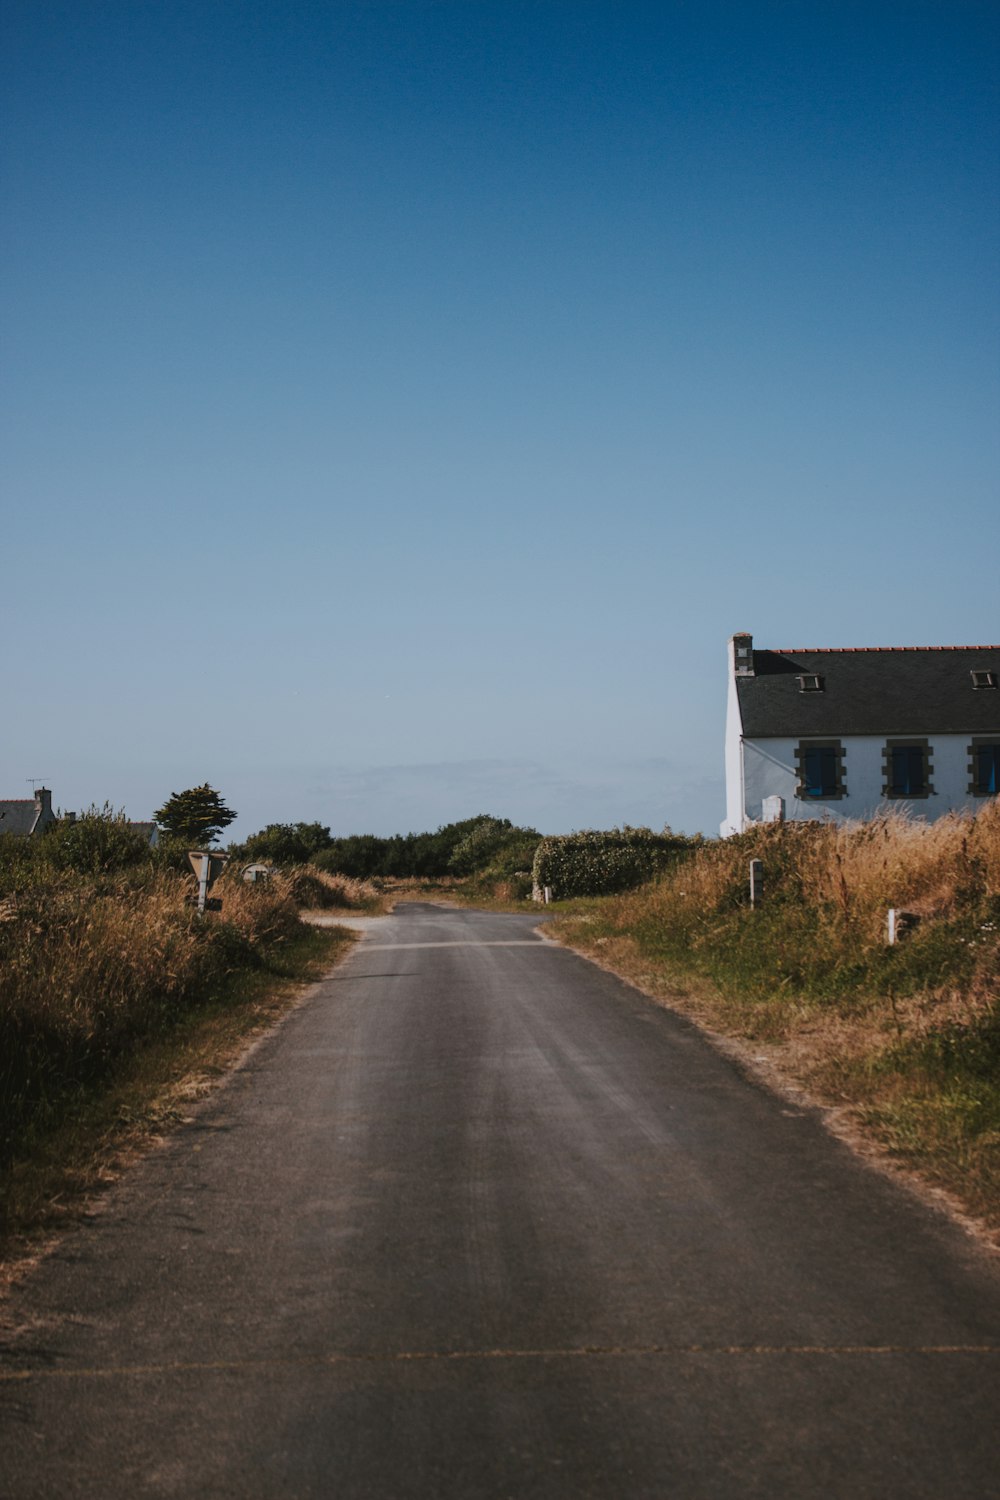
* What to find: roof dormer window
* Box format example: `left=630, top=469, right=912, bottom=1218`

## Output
left=796, top=674, right=824, bottom=693
left=971, top=670, right=998, bottom=689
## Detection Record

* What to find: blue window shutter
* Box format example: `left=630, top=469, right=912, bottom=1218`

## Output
left=891, top=745, right=924, bottom=796
left=978, top=745, right=999, bottom=794
left=803, top=750, right=821, bottom=798
left=803, top=746, right=837, bottom=797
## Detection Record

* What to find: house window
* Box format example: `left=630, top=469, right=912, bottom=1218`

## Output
left=796, top=674, right=824, bottom=693
left=883, top=739, right=933, bottom=799
left=970, top=670, right=998, bottom=690
left=969, top=741, right=1000, bottom=796
left=795, top=741, right=845, bottom=800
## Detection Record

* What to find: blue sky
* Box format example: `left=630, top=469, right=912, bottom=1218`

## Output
left=2, top=1, right=998, bottom=838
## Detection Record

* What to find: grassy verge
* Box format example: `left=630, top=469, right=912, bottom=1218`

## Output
left=1, top=923, right=353, bottom=1269
left=1, top=870, right=359, bottom=1271
left=546, top=807, right=1000, bottom=1241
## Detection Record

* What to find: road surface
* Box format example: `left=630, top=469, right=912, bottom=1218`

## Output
left=2, top=903, right=999, bottom=1497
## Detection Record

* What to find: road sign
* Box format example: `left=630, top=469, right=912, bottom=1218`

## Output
left=188, top=851, right=228, bottom=912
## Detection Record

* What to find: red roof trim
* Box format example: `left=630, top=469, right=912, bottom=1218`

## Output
left=772, top=646, right=1000, bottom=654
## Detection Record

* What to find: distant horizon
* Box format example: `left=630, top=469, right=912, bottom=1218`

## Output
left=22, top=752, right=719, bottom=843
left=7, top=628, right=1000, bottom=844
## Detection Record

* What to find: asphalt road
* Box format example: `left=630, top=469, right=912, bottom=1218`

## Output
left=2, top=902, right=999, bottom=1498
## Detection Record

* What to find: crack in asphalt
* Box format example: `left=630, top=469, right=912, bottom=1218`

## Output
left=2, top=1342, right=998, bottom=1382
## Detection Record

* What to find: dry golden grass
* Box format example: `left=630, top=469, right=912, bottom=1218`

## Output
left=0, top=852, right=371, bottom=1261
left=0, top=867, right=333, bottom=1177
left=796, top=804, right=1000, bottom=925
left=548, top=802, right=1000, bottom=1239
left=0, top=922, right=354, bottom=1272
left=279, top=866, right=388, bottom=912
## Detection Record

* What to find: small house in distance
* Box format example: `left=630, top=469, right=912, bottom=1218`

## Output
left=0, top=789, right=159, bottom=845
left=0, top=786, right=57, bottom=838
left=721, top=635, right=1000, bottom=835
left=127, top=821, right=159, bottom=847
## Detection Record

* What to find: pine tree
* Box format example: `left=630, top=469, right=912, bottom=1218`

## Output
left=153, top=784, right=237, bottom=847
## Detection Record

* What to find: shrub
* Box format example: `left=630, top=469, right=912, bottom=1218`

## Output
left=0, top=833, right=43, bottom=896
left=315, top=815, right=533, bottom=880
left=232, top=822, right=333, bottom=867
left=532, top=827, right=697, bottom=898
left=314, top=835, right=394, bottom=879
left=447, top=817, right=541, bottom=878
left=42, top=805, right=153, bottom=876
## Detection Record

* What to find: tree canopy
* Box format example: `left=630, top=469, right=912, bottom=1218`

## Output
left=235, top=822, right=333, bottom=866
left=311, top=815, right=540, bottom=880
left=154, top=785, right=237, bottom=847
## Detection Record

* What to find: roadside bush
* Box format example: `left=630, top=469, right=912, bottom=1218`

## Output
left=230, top=822, right=334, bottom=867
left=313, top=836, right=391, bottom=879
left=315, top=814, right=531, bottom=880
left=0, top=833, right=42, bottom=896
left=533, top=827, right=697, bottom=899
left=447, top=817, right=541, bottom=878
left=42, top=805, right=153, bottom=876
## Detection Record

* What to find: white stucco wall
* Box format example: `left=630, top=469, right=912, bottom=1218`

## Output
left=738, top=733, right=987, bottom=827
left=720, top=645, right=745, bottom=836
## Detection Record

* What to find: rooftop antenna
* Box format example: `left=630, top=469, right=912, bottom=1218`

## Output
left=26, top=778, right=49, bottom=791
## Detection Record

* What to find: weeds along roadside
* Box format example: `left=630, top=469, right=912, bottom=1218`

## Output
left=0, top=860, right=382, bottom=1256
left=546, top=803, right=1000, bottom=1236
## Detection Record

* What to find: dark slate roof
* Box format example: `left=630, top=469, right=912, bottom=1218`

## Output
left=0, top=800, right=41, bottom=836
left=737, top=647, right=1000, bottom=738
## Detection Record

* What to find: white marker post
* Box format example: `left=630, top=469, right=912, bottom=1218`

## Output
left=749, top=859, right=764, bottom=908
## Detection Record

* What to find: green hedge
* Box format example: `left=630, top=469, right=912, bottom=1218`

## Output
left=532, top=827, right=697, bottom=899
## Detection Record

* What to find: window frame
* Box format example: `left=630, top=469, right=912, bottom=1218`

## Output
left=882, top=739, right=934, bottom=800
left=968, top=738, right=1000, bottom=797
left=794, top=740, right=846, bottom=801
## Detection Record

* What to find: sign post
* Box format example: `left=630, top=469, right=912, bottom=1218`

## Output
left=187, top=851, right=228, bottom=914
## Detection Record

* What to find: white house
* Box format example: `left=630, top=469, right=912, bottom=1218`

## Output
left=721, top=634, right=1000, bottom=836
